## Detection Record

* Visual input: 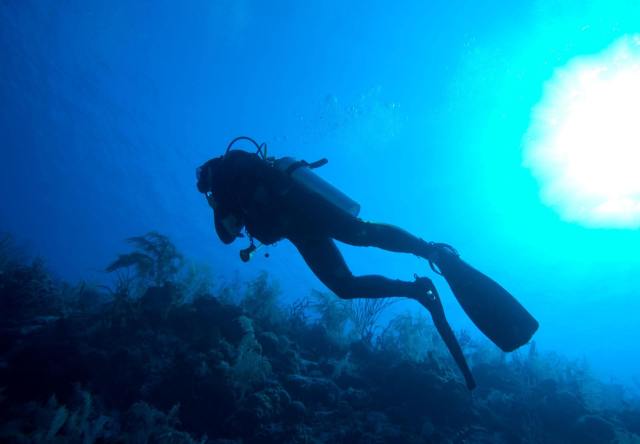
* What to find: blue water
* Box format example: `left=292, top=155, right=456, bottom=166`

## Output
left=2, top=0, right=639, bottom=388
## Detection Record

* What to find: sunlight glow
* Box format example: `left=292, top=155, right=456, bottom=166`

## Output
left=524, top=35, right=640, bottom=228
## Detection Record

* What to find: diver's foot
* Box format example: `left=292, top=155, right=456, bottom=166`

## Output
left=412, top=275, right=438, bottom=311
left=425, top=242, right=460, bottom=274
left=413, top=275, right=447, bottom=317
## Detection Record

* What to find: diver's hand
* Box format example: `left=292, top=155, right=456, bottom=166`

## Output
left=209, top=194, right=245, bottom=244
left=220, top=214, right=244, bottom=239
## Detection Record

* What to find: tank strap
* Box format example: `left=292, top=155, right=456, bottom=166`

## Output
left=284, top=158, right=328, bottom=175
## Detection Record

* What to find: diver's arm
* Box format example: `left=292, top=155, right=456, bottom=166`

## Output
left=208, top=195, right=244, bottom=245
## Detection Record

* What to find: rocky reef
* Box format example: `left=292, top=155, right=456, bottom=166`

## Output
left=0, top=232, right=638, bottom=443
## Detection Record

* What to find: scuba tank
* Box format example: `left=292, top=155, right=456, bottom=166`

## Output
left=273, top=156, right=361, bottom=217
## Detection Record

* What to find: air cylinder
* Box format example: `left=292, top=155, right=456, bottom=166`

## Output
left=274, top=157, right=361, bottom=217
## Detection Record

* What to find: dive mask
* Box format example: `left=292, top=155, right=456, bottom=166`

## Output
left=196, top=164, right=210, bottom=193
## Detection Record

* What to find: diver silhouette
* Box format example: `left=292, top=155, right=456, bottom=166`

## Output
left=197, top=137, right=539, bottom=390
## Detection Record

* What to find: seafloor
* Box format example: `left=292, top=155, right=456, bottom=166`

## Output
left=1, top=232, right=638, bottom=443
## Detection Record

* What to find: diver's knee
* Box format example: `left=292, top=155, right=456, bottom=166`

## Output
left=333, top=289, right=356, bottom=300
left=333, top=290, right=357, bottom=300
left=327, top=277, right=358, bottom=300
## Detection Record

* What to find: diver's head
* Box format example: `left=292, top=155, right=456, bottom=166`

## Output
left=196, top=156, right=224, bottom=194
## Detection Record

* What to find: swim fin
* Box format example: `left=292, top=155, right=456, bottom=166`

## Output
left=430, top=245, right=539, bottom=352
left=429, top=290, right=477, bottom=390
left=414, top=276, right=476, bottom=390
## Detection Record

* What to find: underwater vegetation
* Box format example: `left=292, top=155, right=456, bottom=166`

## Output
left=0, top=232, right=639, bottom=443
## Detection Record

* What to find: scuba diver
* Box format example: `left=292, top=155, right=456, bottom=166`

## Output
left=196, top=137, right=539, bottom=390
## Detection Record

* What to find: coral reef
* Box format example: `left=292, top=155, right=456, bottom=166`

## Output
left=0, top=232, right=638, bottom=443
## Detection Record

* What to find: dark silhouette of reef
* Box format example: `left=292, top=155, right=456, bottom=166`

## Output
left=0, top=232, right=638, bottom=443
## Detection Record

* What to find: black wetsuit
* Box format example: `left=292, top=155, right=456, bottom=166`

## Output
left=207, top=150, right=435, bottom=300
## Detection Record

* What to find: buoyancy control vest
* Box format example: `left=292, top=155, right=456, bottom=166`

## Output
left=225, top=136, right=361, bottom=217
left=201, top=136, right=362, bottom=261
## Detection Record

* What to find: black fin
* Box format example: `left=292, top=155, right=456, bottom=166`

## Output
left=437, top=254, right=539, bottom=352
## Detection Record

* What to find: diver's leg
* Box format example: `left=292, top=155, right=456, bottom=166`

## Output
left=289, top=236, right=430, bottom=300
left=287, top=187, right=452, bottom=262
left=330, top=218, right=438, bottom=260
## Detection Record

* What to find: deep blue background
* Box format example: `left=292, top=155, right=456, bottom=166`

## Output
left=2, top=0, right=639, bottom=386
